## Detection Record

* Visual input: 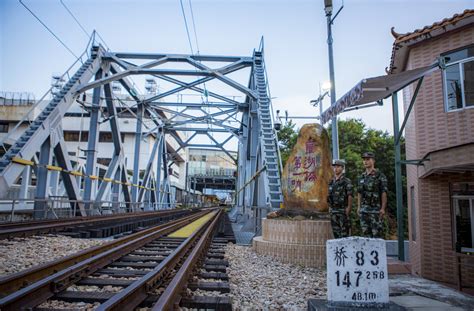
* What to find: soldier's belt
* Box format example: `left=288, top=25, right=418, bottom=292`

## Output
left=359, top=209, right=380, bottom=214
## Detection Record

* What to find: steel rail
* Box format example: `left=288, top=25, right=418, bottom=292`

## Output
left=0, top=211, right=205, bottom=301
left=96, top=209, right=222, bottom=311
left=0, top=209, right=191, bottom=239
left=153, top=210, right=222, bottom=310
left=0, top=209, right=184, bottom=229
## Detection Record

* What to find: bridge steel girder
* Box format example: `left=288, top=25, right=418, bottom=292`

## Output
left=33, top=138, right=51, bottom=219
left=155, top=132, right=164, bottom=209
left=0, top=46, right=103, bottom=199
left=138, top=134, right=160, bottom=204
left=53, top=139, right=86, bottom=215
left=83, top=69, right=104, bottom=211
left=1, top=42, right=282, bottom=223
left=131, top=103, right=143, bottom=203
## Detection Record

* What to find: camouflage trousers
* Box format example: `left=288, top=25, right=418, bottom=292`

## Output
left=359, top=210, right=384, bottom=238
left=330, top=211, right=350, bottom=239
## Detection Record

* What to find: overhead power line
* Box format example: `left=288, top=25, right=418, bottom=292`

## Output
left=59, top=0, right=111, bottom=51
left=19, top=0, right=79, bottom=58
left=188, top=0, right=200, bottom=54
left=179, top=0, right=194, bottom=55
left=60, top=0, right=89, bottom=38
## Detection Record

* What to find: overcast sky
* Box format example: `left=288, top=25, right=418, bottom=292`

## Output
left=1, top=0, right=472, bottom=139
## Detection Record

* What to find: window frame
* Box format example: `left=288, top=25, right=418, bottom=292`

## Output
left=442, top=47, right=474, bottom=112
left=0, top=122, right=8, bottom=133
left=452, top=195, right=474, bottom=253
left=410, top=186, right=417, bottom=242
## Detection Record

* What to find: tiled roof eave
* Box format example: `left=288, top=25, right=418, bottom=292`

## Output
left=388, top=10, right=474, bottom=74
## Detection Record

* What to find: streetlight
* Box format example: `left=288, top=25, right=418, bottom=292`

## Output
left=310, top=81, right=331, bottom=118
left=321, top=81, right=332, bottom=92
left=324, top=0, right=344, bottom=160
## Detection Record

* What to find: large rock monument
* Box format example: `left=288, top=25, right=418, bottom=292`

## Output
left=282, top=123, right=333, bottom=212
left=253, top=124, right=334, bottom=267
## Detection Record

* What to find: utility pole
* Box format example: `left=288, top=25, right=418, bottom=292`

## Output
left=324, top=0, right=343, bottom=160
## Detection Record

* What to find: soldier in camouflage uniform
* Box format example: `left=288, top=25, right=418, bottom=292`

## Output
left=357, top=152, right=388, bottom=238
left=328, top=159, right=353, bottom=238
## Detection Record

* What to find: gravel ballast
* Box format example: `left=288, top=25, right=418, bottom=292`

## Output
left=0, top=235, right=105, bottom=276
left=225, top=243, right=326, bottom=310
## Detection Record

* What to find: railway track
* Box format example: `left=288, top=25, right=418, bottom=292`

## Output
left=0, top=208, right=235, bottom=310
left=0, top=209, right=195, bottom=239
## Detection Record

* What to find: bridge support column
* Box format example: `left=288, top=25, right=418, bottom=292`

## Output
left=34, top=137, right=51, bottom=219
left=132, top=103, right=143, bottom=204
left=84, top=69, right=103, bottom=213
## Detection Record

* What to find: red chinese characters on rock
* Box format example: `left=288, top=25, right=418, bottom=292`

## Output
left=288, top=139, right=321, bottom=193
left=290, top=179, right=302, bottom=192
left=294, top=156, right=302, bottom=170
left=281, top=124, right=333, bottom=212
left=306, top=140, right=315, bottom=154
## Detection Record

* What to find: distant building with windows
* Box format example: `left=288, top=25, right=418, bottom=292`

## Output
left=188, top=148, right=237, bottom=177
left=187, top=148, right=237, bottom=199
left=389, top=10, right=474, bottom=290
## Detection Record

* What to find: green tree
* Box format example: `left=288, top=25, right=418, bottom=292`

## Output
left=277, top=120, right=298, bottom=168
left=328, top=119, right=407, bottom=239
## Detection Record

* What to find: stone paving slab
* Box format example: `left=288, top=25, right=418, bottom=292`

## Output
left=390, top=295, right=464, bottom=310
left=389, top=275, right=474, bottom=310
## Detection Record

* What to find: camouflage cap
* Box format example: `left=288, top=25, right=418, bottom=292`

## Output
left=362, top=152, right=375, bottom=159
left=332, top=159, right=346, bottom=166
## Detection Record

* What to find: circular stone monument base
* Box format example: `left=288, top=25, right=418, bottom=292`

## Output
left=253, top=218, right=333, bottom=268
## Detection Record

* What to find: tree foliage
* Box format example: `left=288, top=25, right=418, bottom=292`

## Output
left=277, top=120, right=298, bottom=168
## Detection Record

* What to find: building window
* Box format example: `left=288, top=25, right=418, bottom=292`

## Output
left=443, top=45, right=474, bottom=111
left=452, top=182, right=474, bottom=253
left=99, top=132, right=113, bottom=142
left=64, top=131, right=89, bottom=141
left=99, top=132, right=126, bottom=143
left=0, top=122, right=8, bottom=133
left=410, top=186, right=417, bottom=241
left=97, top=158, right=111, bottom=166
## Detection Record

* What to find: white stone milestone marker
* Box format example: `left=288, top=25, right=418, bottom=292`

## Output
left=326, top=237, right=389, bottom=306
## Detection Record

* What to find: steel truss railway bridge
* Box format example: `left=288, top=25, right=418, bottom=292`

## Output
left=0, top=36, right=282, bottom=230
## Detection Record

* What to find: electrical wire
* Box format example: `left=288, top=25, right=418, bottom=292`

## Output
left=184, top=0, right=213, bottom=133
left=188, top=0, right=200, bottom=54
left=19, top=0, right=79, bottom=59
left=60, top=0, right=89, bottom=38
left=59, top=0, right=111, bottom=51
left=179, top=0, right=194, bottom=55
left=60, top=1, right=140, bottom=109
